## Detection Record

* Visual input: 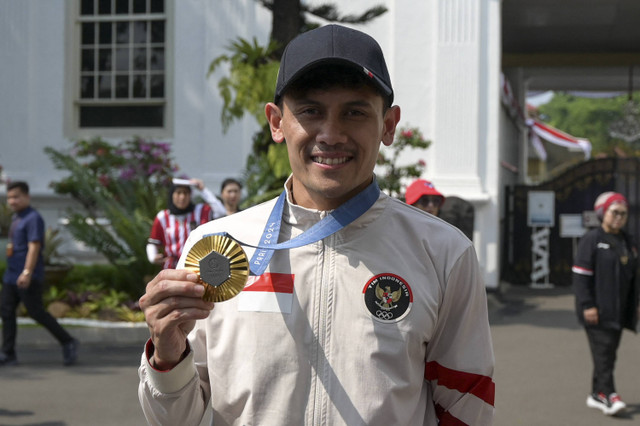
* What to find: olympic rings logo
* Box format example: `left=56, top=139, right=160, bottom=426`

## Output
left=376, top=310, right=394, bottom=320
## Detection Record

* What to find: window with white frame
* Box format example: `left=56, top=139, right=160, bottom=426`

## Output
left=74, top=0, right=168, bottom=131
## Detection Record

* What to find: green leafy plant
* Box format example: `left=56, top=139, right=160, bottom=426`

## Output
left=376, top=126, right=431, bottom=198
left=44, top=138, right=177, bottom=296
left=0, top=205, right=11, bottom=238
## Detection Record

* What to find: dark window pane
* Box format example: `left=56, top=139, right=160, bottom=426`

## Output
left=98, top=74, right=112, bottom=98
left=80, top=105, right=164, bottom=127
left=115, top=75, right=129, bottom=98
left=150, top=74, right=164, bottom=97
left=133, top=0, right=146, bottom=14
left=150, top=0, right=163, bottom=13
left=115, top=48, right=129, bottom=71
left=98, top=0, right=111, bottom=14
left=133, top=75, right=147, bottom=97
left=81, top=0, right=94, bottom=15
left=150, top=48, right=164, bottom=70
left=133, top=48, right=147, bottom=70
left=81, top=49, right=95, bottom=71
left=98, top=48, right=112, bottom=71
left=116, top=21, right=130, bottom=44
left=133, top=21, right=147, bottom=44
left=99, top=22, right=112, bottom=44
left=81, top=23, right=95, bottom=45
left=150, top=21, right=164, bottom=43
left=80, top=76, right=95, bottom=98
left=116, top=0, right=129, bottom=14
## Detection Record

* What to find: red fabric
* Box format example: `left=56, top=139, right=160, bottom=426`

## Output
left=405, top=179, right=445, bottom=205
left=595, top=193, right=627, bottom=218
left=424, top=361, right=495, bottom=406
left=243, top=273, right=295, bottom=294
left=149, top=204, right=213, bottom=269
left=435, top=404, right=469, bottom=426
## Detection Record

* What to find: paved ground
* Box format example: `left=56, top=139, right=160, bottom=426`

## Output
left=1, top=284, right=639, bottom=425
left=490, top=284, right=640, bottom=425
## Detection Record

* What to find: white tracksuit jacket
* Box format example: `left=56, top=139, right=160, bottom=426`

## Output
left=139, top=183, right=495, bottom=425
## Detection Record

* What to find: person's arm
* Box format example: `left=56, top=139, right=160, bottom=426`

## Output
left=424, top=245, right=495, bottom=425
left=191, top=179, right=226, bottom=219
left=17, top=241, right=40, bottom=289
left=145, top=243, right=165, bottom=265
left=572, top=231, right=597, bottom=324
left=137, top=266, right=214, bottom=425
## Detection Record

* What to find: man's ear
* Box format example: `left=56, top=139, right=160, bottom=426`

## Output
left=381, top=105, right=401, bottom=147
left=265, top=102, right=285, bottom=143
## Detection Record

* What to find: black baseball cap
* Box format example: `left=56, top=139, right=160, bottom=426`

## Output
left=274, top=24, right=394, bottom=106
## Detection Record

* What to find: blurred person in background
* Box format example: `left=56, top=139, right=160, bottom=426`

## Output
left=572, top=191, right=640, bottom=416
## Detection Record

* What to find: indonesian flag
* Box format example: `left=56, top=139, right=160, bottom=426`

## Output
left=237, top=273, right=295, bottom=313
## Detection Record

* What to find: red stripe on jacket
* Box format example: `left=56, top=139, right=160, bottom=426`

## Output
left=424, top=360, right=495, bottom=406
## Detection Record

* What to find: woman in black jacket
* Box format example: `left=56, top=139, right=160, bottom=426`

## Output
left=572, top=191, right=639, bottom=416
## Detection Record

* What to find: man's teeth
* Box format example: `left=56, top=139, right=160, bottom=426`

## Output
left=313, top=157, right=349, bottom=165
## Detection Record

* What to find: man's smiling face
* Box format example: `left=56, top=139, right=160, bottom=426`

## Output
left=266, top=85, right=400, bottom=210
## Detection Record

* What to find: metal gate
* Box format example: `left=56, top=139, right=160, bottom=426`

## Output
left=502, top=158, right=640, bottom=286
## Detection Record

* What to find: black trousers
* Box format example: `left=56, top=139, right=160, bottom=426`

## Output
left=1, top=280, right=73, bottom=356
left=585, top=326, right=623, bottom=395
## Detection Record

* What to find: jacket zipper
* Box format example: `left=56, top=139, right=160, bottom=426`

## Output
left=312, top=223, right=333, bottom=425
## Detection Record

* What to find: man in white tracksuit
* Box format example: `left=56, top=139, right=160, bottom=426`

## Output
left=138, top=24, right=495, bottom=425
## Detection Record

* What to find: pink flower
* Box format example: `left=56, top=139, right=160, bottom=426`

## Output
left=418, top=159, right=426, bottom=167
left=98, top=175, right=110, bottom=187
left=401, top=130, right=413, bottom=138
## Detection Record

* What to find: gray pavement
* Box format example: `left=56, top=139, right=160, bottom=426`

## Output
left=490, top=284, right=640, bottom=425
left=0, top=284, right=638, bottom=425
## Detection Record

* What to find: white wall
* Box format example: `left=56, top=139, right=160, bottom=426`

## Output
left=0, top=0, right=508, bottom=287
left=0, top=0, right=271, bottom=197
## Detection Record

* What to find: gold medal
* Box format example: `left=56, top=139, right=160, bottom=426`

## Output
left=184, top=235, right=249, bottom=302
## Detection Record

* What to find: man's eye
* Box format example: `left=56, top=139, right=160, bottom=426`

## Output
left=347, top=109, right=366, bottom=117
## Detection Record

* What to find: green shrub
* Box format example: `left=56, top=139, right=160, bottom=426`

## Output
left=44, top=138, right=175, bottom=296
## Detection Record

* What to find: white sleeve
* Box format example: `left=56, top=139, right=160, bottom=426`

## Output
left=424, top=245, right=495, bottom=425
left=146, top=243, right=159, bottom=264
left=199, top=187, right=226, bottom=219
left=138, top=341, right=209, bottom=426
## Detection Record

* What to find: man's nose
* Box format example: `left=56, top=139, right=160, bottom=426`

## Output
left=316, top=115, right=348, bottom=145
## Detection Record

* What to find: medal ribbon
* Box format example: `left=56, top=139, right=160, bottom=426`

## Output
left=205, top=179, right=380, bottom=276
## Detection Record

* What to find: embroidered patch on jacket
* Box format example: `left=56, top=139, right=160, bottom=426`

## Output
left=362, top=273, right=413, bottom=322
left=238, top=273, right=295, bottom=313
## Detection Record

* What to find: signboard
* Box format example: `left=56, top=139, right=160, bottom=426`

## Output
left=527, top=191, right=555, bottom=227
left=582, top=210, right=600, bottom=228
left=560, top=214, right=587, bottom=238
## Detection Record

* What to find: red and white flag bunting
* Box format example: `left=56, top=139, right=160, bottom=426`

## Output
left=526, top=118, right=592, bottom=161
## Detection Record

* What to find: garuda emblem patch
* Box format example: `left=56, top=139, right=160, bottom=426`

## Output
left=362, top=273, right=413, bottom=322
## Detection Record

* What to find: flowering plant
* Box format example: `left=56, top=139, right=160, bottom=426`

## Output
left=44, top=138, right=179, bottom=296
left=377, top=126, right=431, bottom=198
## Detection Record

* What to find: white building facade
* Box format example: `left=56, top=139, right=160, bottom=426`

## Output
left=0, top=0, right=516, bottom=289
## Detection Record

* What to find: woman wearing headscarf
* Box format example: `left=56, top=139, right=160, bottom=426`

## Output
left=572, top=191, right=640, bottom=416
left=146, top=179, right=213, bottom=269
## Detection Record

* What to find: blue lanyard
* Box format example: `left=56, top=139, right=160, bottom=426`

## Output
left=206, top=179, right=380, bottom=276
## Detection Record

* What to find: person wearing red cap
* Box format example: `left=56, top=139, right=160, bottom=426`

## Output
left=572, top=191, right=640, bottom=416
left=405, top=179, right=445, bottom=216
left=138, top=24, right=494, bottom=425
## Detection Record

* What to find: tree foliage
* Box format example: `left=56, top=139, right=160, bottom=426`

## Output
left=377, top=127, right=431, bottom=198
left=44, top=138, right=179, bottom=297
left=537, top=91, right=640, bottom=156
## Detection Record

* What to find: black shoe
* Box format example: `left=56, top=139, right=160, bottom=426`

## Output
left=62, top=339, right=79, bottom=366
left=0, top=352, right=18, bottom=366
